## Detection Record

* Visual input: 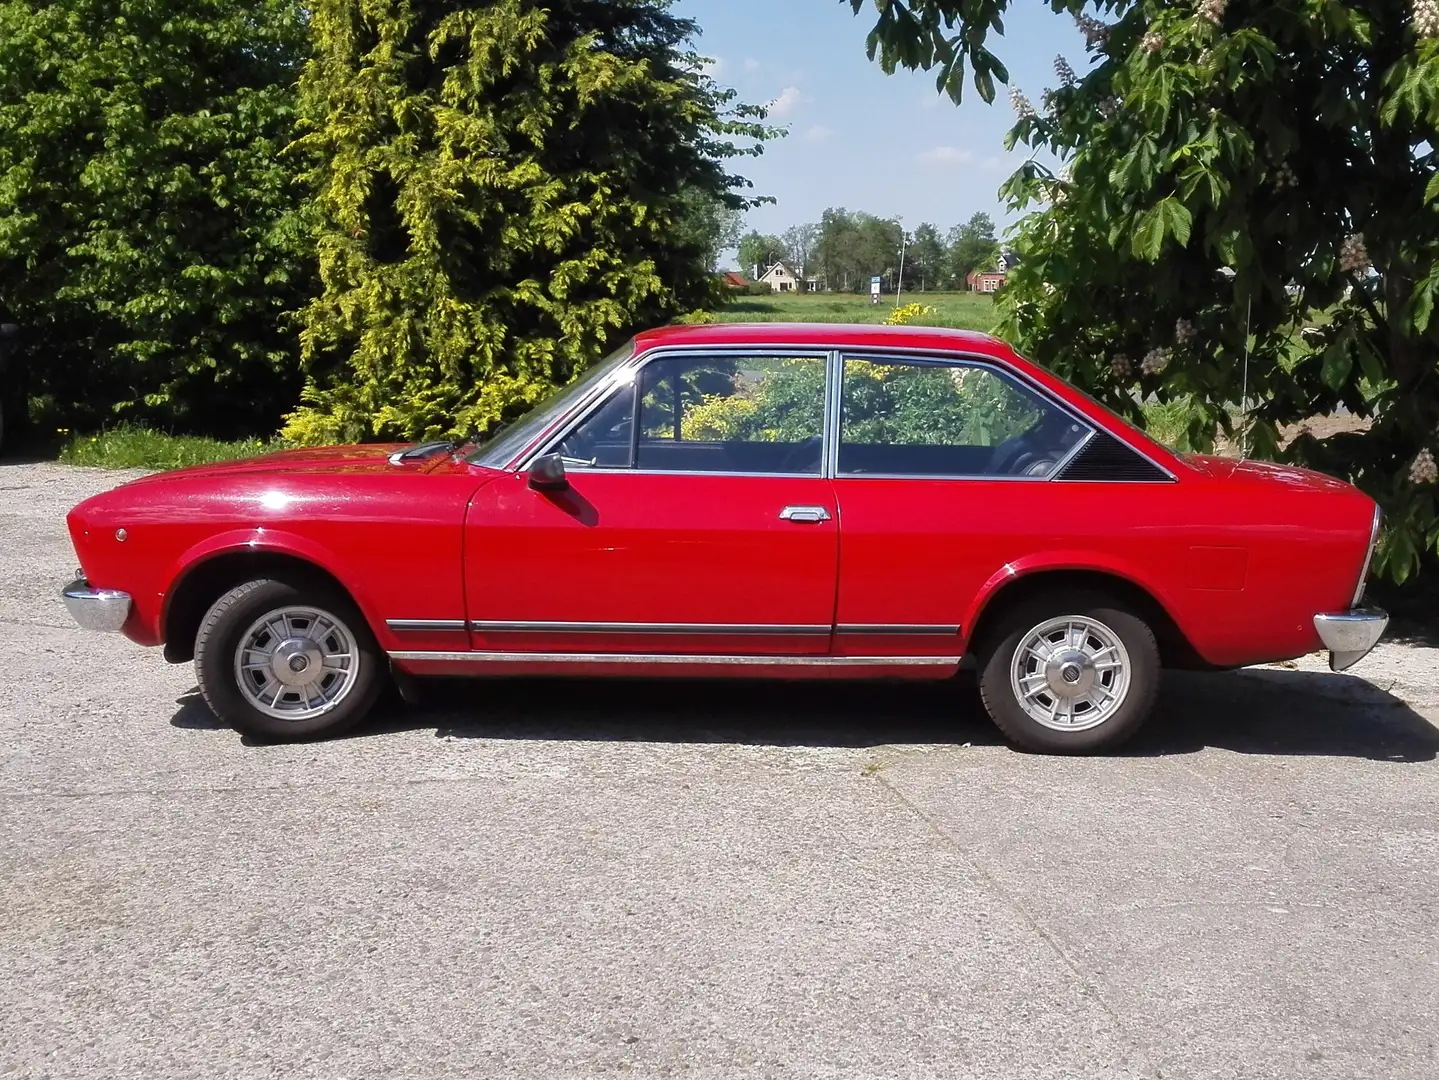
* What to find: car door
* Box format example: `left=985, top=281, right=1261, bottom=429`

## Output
left=828, top=352, right=1095, bottom=658
left=463, top=349, right=839, bottom=656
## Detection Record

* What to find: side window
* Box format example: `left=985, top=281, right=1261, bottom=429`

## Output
left=633, top=354, right=827, bottom=474
left=838, top=356, right=1089, bottom=478
left=553, top=381, right=638, bottom=468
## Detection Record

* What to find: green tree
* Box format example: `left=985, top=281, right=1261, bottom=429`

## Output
left=738, top=230, right=788, bottom=277
left=946, top=211, right=1000, bottom=285
left=677, top=191, right=745, bottom=274
left=909, top=222, right=946, bottom=291
left=0, top=0, right=313, bottom=436
left=288, top=0, right=776, bottom=445
left=782, top=222, right=820, bottom=278
left=852, top=0, right=1439, bottom=582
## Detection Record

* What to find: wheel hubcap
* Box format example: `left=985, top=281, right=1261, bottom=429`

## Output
left=234, top=606, right=360, bottom=721
left=1010, top=615, right=1131, bottom=732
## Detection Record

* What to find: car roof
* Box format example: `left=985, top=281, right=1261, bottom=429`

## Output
left=632, top=322, right=1009, bottom=354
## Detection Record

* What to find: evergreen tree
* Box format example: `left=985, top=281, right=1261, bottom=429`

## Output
left=287, top=0, right=776, bottom=444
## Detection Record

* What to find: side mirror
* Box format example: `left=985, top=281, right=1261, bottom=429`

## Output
left=527, top=452, right=569, bottom=491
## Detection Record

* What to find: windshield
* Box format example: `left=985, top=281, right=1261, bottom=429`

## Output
left=467, top=340, right=636, bottom=468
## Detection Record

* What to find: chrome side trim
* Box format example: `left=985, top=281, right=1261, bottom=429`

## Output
left=836, top=624, right=960, bottom=635
left=389, top=650, right=961, bottom=667
left=823, top=348, right=843, bottom=479
left=386, top=619, right=468, bottom=632
left=471, top=620, right=832, bottom=635
left=1353, top=504, right=1382, bottom=606
left=62, top=578, right=132, bottom=633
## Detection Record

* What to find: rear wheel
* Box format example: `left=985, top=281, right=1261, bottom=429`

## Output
left=195, top=578, right=384, bottom=740
left=977, top=591, right=1160, bottom=754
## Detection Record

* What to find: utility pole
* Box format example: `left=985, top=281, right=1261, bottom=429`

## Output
left=895, top=217, right=907, bottom=306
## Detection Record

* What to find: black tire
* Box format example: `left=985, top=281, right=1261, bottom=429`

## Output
left=977, top=590, right=1160, bottom=754
left=194, top=578, right=384, bottom=741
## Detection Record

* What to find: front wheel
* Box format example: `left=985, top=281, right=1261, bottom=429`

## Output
left=195, top=578, right=384, bottom=741
left=977, top=592, right=1160, bottom=754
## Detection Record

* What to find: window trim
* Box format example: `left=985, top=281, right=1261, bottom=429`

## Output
left=832, top=352, right=1096, bottom=483
left=510, top=342, right=1177, bottom=484
left=518, top=346, right=836, bottom=479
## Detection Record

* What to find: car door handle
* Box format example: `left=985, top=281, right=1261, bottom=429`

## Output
left=779, top=505, right=832, bottom=524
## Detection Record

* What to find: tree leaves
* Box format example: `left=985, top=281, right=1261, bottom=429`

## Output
left=1131, top=198, right=1191, bottom=261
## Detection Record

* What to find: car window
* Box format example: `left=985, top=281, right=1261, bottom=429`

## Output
left=838, top=356, right=1089, bottom=478
left=557, top=353, right=828, bottom=474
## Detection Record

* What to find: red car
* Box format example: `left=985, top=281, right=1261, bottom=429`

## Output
left=62, top=324, right=1387, bottom=753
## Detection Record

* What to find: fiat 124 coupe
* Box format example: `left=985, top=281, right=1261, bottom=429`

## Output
left=62, top=324, right=1388, bottom=753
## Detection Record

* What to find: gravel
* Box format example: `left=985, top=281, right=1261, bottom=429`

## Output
left=3, top=461, right=1439, bottom=1079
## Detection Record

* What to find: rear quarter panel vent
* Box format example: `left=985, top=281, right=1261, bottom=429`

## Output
left=1057, top=432, right=1172, bottom=482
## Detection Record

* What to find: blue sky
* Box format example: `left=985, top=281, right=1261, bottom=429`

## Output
left=674, top=0, right=1084, bottom=263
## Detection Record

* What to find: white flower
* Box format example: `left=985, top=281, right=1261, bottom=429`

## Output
left=1414, top=0, right=1439, bottom=39
left=1198, top=0, right=1228, bottom=25
left=1339, top=233, right=1370, bottom=274
left=1198, top=48, right=1213, bottom=65
left=1175, top=318, right=1196, bottom=345
left=1098, top=96, right=1119, bottom=119
left=1272, top=162, right=1298, bottom=190
left=1109, top=353, right=1133, bottom=378
left=1141, top=347, right=1172, bottom=375
left=1143, top=31, right=1164, bottom=54
left=1412, top=448, right=1438, bottom=485
left=1009, top=88, right=1036, bottom=119
left=1054, top=55, right=1077, bottom=88
left=1074, top=13, right=1110, bottom=49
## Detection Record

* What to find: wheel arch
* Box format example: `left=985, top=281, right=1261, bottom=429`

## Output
left=963, top=564, right=1208, bottom=670
left=161, top=542, right=370, bottom=664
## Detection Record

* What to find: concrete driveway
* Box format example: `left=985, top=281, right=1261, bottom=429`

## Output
left=3, top=461, right=1438, bottom=1079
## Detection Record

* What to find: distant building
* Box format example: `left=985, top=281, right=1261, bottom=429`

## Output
left=756, top=261, right=820, bottom=294
left=966, top=268, right=1006, bottom=294
left=720, top=271, right=753, bottom=290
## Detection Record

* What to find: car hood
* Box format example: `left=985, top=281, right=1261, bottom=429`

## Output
left=1183, top=453, right=1359, bottom=494
left=119, top=443, right=423, bottom=485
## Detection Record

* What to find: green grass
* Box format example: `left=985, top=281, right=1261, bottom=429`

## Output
left=714, top=290, right=1000, bottom=332
left=57, top=424, right=286, bottom=470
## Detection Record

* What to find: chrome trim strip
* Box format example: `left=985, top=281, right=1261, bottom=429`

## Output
left=836, top=624, right=960, bottom=635
left=386, top=619, right=468, bottom=632
left=823, top=348, right=843, bottom=479
left=389, top=650, right=961, bottom=667
left=1048, top=427, right=1097, bottom=478
left=471, top=620, right=832, bottom=635
left=1353, top=504, right=1382, bottom=606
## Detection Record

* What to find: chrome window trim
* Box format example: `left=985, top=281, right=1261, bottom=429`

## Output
left=389, top=650, right=960, bottom=667
left=1353, top=504, right=1383, bottom=606
left=504, top=340, right=1180, bottom=484
left=386, top=619, right=468, bottom=632
left=834, top=352, right=1099, bottom=483
left=471, top=620, right=831, bottom=635
left=822, top=349, right=843, bottom=478
left=515, top=346, right=833, bottom=473
left=835, top=624, right=960, bottom=635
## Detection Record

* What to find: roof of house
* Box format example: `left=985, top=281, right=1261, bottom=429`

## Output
left=759, top=261, right=796, bottom=278
left=720, top=271, right=751, bottom=287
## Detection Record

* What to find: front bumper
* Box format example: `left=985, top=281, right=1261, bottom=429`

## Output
left=1313, top=608, right=1389, bottom=672
left=62, top=577, right=132, bottom=633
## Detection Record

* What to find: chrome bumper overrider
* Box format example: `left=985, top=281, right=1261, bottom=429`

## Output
left=1313, top=608, right=1389, bottom=672
left=62, top=577, right=132, bottom=633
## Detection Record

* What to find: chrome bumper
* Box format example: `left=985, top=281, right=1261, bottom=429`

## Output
left=1313, top=608, right=1389, bottom=672
left=62, top=577, right=132, bottom=633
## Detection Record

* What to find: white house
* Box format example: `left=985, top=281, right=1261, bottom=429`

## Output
left=757, top=261, right=815, bottom=293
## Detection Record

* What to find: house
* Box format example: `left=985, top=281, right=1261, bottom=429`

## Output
left=757, top=261, right=818, bottom=293
left=719, top=271, right=753, bottom=290
left=966, top=268, right=1006, bottom=294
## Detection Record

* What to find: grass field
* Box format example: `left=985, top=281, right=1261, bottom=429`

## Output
left=715, top=290, right=999, bottom=332
left=56, top=424, right=287, bottom=470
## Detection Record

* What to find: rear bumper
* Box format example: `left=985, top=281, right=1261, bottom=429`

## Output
left=62, top=577, right=132, bottom=633
left=1313, top=608, right=1388, bottom=672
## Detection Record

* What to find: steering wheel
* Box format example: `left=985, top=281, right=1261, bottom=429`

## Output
left=989, top=432, right=1042, bottom=476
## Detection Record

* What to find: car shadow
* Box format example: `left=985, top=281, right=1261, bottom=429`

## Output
left=170, top=666, right=1439, bottom=762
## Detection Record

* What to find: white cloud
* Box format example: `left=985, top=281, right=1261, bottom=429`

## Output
left=768, top=85, right=805, bottom=117
left=744, top=58, right=761, bottom=72
left=701, top=57, right=725, bottom=78
left=802, top=125, right=832, bottom=143
left=918, top=146, right=974, bottom=165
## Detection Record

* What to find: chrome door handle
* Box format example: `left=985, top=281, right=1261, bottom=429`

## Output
left=779, top=505, right=832, bottom=524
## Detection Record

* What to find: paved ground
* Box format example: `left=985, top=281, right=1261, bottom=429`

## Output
left=3, top=462, right=1439, bottom=1079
